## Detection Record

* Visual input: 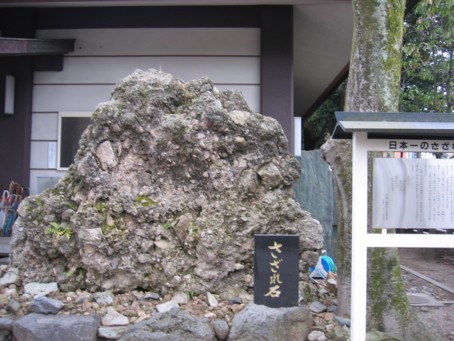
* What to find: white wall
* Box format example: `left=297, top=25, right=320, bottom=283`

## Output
left=30, top=27, right=261, bottom=195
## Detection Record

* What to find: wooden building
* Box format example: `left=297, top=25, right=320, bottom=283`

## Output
left=0, top=1, right=353, bottom=195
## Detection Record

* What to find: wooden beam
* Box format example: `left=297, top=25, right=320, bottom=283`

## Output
left=260, top=6, right=294, bottom=151
left=32, top=6, right=260, bottom=29
left=302, top=63, right=349, bottom=121
left=0, top=38, right=74, bottom=56
left=400, top=265, right=454, bottom=295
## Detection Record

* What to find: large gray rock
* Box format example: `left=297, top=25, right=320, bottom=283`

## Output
left=11, top=69, right=322, bottom=294
left=227, top=303, right=313, bottom=341
left=119, top=308, right=216, bottom=341
left=0, top=317, right=13, bottom=341
left=12, top=313, right=100, bottom=341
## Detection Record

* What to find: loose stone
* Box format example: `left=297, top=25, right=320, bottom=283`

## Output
left=23, top=282, right=59, bottom=297
left=30, top=296, right=64, bottom=314
left=156, top=300, right=179, bottom=313
left=98, top=326, right=127, bottom=340
left=207, top=292, right=218, bottom=308
left=0, top=268, right=19, bottom=287
left=308, top=330, right=328, bottom=341
left=102, top=307, right=129, bottom=326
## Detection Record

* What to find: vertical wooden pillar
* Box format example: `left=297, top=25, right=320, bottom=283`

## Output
left=260, top=6, right=294, bottom=151
left=0, top=9, right=34, bottom=190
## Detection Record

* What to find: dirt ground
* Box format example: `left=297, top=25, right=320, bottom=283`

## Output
left=398, top=248, right=454, bottom=341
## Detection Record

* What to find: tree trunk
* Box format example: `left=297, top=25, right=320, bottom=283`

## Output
left=321, top=0, right=440, bottom=339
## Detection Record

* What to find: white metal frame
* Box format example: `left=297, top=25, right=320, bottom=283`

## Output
left=350, top=132, right=454, bottom=340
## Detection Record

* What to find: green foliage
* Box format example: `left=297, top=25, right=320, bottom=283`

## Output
left=66, top=267, right=87, bottom=286
left=66, top=267, right=77, bottom=278
left=101, top=222, right=116, bottom=235
left=305, top=0, right=453, bottom=150
left=163, top=222, right=173, bottom=230
left=45, top=222, right=72, bottom=242
left=135, top=196, right=159, bottom=207
left=304, top=81, right=346, bottom=149
left=400, top=0, right=454, bottom=113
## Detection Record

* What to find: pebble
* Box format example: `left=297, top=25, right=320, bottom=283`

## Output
left=24, top=282, right=59, bottom=296
left=204, top=312, right=217, bottom=319
left=143, top=292, right=160, bottom=300
left=93, top=291, right=114, bottom=305
left=75, top=292, right=92, bottom=304
left=6, top=299, right=21, bottom=314
left=324, top=312, right=334, bottom=321
left=327, top=305, right=337, bottom=313
left=102, top=307, right=129, bottom=326
left=229, top=297, right=242, bottom=305
left=30, top=296, right=64, bottom=314
left=98, top=326, right=126, bottom=340
left=334, top=315, right=351, bottom=327
left=135, top=314, right=151, bottom=324
left=172, top=292, right=189, bottom=305
left=318, top=288, right=329, bottom=295
left=207, top=292, right=218, bottom=307
left=233, top=263, right=245, bottom=270
left=308, top=330, right=327, bottom=341
left=0, top=268, right=19, bottom=287
left=212, top=319, right=229, bottom=340
left=310, top=301, right=327, bottom=314
left=156, top=300, right=179, bottom=313
left=0, top=265, right=350, bottom=341
left=0, top=295, right=8, bottom=307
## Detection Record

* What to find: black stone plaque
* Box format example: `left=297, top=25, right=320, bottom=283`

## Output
left=254, top=234, right=299, bottom=307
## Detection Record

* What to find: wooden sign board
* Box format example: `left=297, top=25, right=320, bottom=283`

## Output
left=254, top=234, right=299, bottom=308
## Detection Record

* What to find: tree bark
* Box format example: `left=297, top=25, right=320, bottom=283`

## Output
left=321, top=0, right=441, bottom=339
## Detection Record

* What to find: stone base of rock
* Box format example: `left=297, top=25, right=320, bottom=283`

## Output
left=227, top=303, right=313, bottom=341
left=12, top=313, right=100, bottom=341
left=119, top=307, right=217, bottom=341
left=0, top=262, right=353, bottom=341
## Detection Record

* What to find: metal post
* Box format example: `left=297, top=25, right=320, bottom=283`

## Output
left=350, top=132, right=369, bottom=340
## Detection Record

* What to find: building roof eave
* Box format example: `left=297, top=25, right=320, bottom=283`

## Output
left=0, top=37, right=75, bottom=56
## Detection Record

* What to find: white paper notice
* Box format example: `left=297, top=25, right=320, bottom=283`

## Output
left=373, top=158, right=454, bottom=229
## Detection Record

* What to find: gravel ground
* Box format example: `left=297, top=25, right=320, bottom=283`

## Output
left=0, top=261, right=350, bottom=340
left=2, top=249, right=451, bottom=340
left=399, top=248, right=454, bottom=341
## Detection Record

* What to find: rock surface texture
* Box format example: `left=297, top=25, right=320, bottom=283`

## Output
left=227, top=303, right=313, bottom=341
left=12, top=313, right=100, bottom=341
left=11, top=69, right=323, bottom=294
left=119, top=307, right=217, bottom=341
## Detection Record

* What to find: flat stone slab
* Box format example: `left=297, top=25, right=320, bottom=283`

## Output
left=13, top=313, right=100, bottom=341
left=30, top=296, right=65, bottom=314
left=406, top=292, right=445, bottom=306
left=24, top=282, right=59, bottom=297
left=119, top=308, right=216, bottom=341
left=310, top=301, right=327, bottom=313
left=227, top=303, right=312, bottom=341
